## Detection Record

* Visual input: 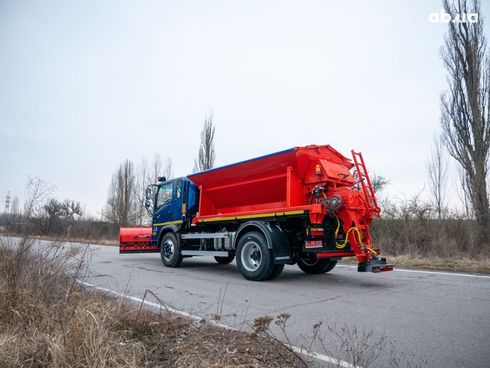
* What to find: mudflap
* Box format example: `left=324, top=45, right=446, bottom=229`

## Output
left=236, top=221, right=294, bottom=265
left=267, top=224, right=294, bottom=265
left=273, top=246, right=293, bottom=264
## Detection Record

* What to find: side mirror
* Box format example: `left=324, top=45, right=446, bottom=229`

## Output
left=145, top=187, right=153, bottom=214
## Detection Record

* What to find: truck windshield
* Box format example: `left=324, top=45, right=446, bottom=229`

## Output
left=156, top=182, right=173, bottom=210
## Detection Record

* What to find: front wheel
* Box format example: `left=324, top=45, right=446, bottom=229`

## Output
left=236, top=231, right=275, bottom=281
left=160, top=232, right=183, bottom=267
left=297, top=254, right=337, bottom=274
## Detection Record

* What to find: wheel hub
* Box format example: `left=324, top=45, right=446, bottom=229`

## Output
left=241, top=241, right=262, bottom=272
left=163, top=240, right=174, bottom=260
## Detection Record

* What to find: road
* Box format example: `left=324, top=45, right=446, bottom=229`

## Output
left=81, top=243, right=490, bottom=368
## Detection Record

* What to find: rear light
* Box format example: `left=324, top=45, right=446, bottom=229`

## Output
left=310, top=228, right=325, bottom=237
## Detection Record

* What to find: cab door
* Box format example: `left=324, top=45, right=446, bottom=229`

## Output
left=152, top=179, right=183, bottom=240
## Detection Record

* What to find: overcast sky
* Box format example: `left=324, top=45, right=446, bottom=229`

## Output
left=1, top=0, right=489, bottom=217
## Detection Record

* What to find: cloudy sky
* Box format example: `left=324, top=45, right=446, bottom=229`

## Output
left=1, top=0, right=488, bottom=217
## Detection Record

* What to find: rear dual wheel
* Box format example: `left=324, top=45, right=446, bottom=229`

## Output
left=297, top=253, right=337, bottom=274
left=236, top=231, right=283, bottom=281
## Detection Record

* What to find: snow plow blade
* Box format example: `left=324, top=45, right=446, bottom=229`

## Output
left=119, top=227, right=159, bottom=253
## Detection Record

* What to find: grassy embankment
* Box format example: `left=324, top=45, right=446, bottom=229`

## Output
left=0, top=236, right=306, bottom=368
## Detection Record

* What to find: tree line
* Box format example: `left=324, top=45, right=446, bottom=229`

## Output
left=0, top=178, right=88, bottom=238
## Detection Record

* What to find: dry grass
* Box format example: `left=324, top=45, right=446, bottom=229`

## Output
left=29, top=234, right=118, bottom=246
left=340, top=253, right=490, bottom=274
left=0, top=236, right=305, bottom=368
left=381, top=254, right=490, bottom=274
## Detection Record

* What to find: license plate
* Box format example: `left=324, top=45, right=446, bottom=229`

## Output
left=305, top=240, right=323, bottom=248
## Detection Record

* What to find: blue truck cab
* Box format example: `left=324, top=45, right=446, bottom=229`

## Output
left=149, top=177, right=199, bottom=246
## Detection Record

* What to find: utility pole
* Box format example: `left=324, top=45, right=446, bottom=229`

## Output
left=4, top=191, right=10, bottom=213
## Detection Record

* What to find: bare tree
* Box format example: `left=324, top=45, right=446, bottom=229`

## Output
left=62, top=200, right=82, bottom=220
left=427, top=136, right=449, bottom=219
left=455, top=167, right=474, bottom=218
left=371, top=174, right=389, bottom=195
left=20, top=177, right=55, bottom=235
left=41, top=198, right=64, bottom=234
left=24, top=177, right=54, bottom=219
left=103, top=160, right=137, bottom=227
left=149, top=154, right=162, bottom=183
left=148, top=154, right=173, bottom=182
left=162, top=157, right=174, bottom=179
left=440, top=0, right=490, bottom=243
left=134, top=158, right=150, bottom=225
left=193, top=111, right=216, bottom=173
left=133, top=156, right=174, bottom=225
left=39, top=198, right=82, bottom=235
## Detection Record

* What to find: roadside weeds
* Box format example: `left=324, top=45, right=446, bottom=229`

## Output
left=340, top=254, right=490, bottom=274
left=0, top=236, right=306, bottom=368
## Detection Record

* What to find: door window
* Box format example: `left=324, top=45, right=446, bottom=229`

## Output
left=176, top=179, right=182, bottom=199
left=156, top=182, right=173, bottom=210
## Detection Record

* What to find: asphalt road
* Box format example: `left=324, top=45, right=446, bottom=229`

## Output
left=82, top=243, right=490, bottom=368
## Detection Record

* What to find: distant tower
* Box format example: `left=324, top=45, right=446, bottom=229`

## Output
left=5, top=191, right=10, bottom=213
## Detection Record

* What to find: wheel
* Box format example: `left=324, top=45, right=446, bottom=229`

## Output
left=236, top=231, right=275, bottom=281
left=215, top=253, right=235, bottom=264
left=160, top=232, right=183, bottom=267
left=266, top=264, right=284, bottom=280
left=297, top=254, right=337, bottom=274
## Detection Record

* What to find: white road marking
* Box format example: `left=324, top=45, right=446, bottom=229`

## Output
left=338, top=265, right=490, bottom=279
left=291, top=346, right=360, bottom=368
left=393, top=268, right=490, bottom=279
left=78, top=280, right=359, bottom=368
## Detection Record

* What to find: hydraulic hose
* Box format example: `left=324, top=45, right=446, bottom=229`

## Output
left=333, top=215, right=376, bottom=254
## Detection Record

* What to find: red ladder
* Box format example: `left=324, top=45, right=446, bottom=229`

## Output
left=351, top=150, right=380, bottom=216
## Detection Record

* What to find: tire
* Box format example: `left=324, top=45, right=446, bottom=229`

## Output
left=236, top=231, right=274, bottom=281
left=297, top=254, right=337, bottom=274
left=160, top=232, right=183, bottom=267
left=215, top=253, right=235, bottom=264
left=266, top=264, right=284, bottom=280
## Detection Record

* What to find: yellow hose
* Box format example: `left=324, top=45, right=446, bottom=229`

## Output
left=335, top=226, right=363, bottom=249
left=334, top=216, right=376, bottom=254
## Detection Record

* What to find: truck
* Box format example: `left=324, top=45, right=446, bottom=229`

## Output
left=119, top=145, right=393, bottom=281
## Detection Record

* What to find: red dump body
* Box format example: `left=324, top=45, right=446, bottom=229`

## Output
left=188, top=144, right=387, bottom=268
left=188, top=145, right=377, bottom=226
